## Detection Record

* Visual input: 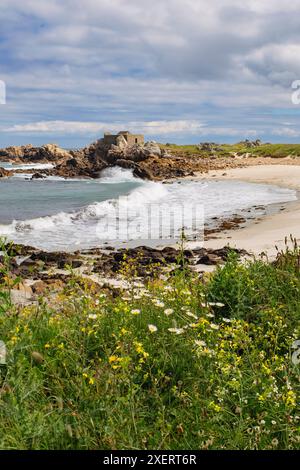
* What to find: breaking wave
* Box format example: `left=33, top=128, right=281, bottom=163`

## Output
left=0, top=169, right=297, bottom=251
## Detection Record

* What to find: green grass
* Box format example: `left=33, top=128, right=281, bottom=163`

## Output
left=0, top=240, right=300, bottom=449
left=160, top=143, right=300, bottom=159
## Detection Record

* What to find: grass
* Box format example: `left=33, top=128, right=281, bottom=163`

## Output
left=160, top=142, right=300, bottom=159
left=0, top=239, right=300, bottom=449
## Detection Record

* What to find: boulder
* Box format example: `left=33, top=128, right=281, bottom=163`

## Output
left=142, top=141, right=161, bottom=157
left=0, top=167, right=12, bottom=178
left=31, top=172, right=45, bottom=180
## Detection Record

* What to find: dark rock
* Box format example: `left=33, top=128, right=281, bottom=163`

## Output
left=0, top=167, right=12, bottom=178
left=31, top=172, right=45, bottom=180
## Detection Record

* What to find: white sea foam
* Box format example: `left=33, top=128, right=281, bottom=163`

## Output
left=0, top=170, right=297, bottom=251
left=98, top=167, right=138, bottom=183
left=1, top=162, right=54, bottom=171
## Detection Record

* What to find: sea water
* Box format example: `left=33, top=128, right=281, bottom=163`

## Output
left=0, top=166, right=297, bottom=251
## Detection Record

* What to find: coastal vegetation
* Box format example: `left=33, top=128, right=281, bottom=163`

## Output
left=161, top=142, right=300, bottom=159
left=0, top=238, right=300, bottom=450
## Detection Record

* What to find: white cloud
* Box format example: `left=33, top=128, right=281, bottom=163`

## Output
left=1, top=0, right=300, bottom=144
left=3, top=119, right=205, bottom=135
left=3, top=119, right=261, bottom=139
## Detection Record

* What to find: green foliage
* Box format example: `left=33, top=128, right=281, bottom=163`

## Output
left=0, top=242, right=300, bottom=449
left=159, top=142, right=300, bottom=159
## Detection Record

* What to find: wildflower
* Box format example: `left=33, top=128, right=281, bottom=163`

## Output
left=10, top=335, right=18, bottom=345
left=89, top=377, right=95, bottom=385
left=195, top=340, right=206, bottom=347
left=152, top=300, right=165, bottom=308
left=186, top=311, right=198, bottom=319
left=88, top=314, right=97, bottom=320
left=109, top=355, right=119, bottom=364
left=206, top=313, right=215, bottom=318
left=148, top=324, right=158, bottom=333
left=164, top=308, right=174, bottom=316
left=210, top=323, right=220, bottom=330
left=168, top=328, right=185, bottom=335
left=44, top=343, right=51, bottom=349
left=222, top=317, right=231, bottom=323
left=208, top=401, right=222, bottom=412
left=272, top=438, right=279, bottom=447
left=131, top=309, right=141, bottom=315
left=134, top=341, right=149, bottom=359
left=133, top=282, right=144, bottom=288
left=271, top=420, right=277, bottom=425
left=208, top=302, right=225, bottom=307
left=284, top=390, right=297, bottom=407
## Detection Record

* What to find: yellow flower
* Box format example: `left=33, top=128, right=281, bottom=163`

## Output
left=284, top=390, right=297, bottom=407
left=109, top=355, right=118, bottom=363
left=208, top=401, right=222, bottom=412
left=134, top=341, right=149, bottom=359
left=89, top=377, right=95, bottom=385
left=44, top=343, right=51, bottom=349
left=10, top=335, right=18, bottom=345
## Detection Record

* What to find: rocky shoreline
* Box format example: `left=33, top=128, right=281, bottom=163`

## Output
left=1, top=136, right=296, bottom=306
left=1, top=241, right=248, bottom=306
left=0, top=135, right=249, bottom=181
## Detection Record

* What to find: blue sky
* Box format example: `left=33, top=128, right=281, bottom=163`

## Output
left=1, top=0, right=300, bottom=148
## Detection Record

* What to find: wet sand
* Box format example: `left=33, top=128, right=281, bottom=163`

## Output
left=192, top=165, right=300, bottom=259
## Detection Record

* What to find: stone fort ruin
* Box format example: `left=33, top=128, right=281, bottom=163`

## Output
left=103, top=131, right=144, bottom=147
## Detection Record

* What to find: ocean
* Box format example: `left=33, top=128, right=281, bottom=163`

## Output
left=0, top=164, right=297, bottom=251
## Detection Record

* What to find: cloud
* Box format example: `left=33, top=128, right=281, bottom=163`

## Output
left=3, top=119, right=205, bottom=135
left=3, top=119, right=261, bottom=139
left=1, top=0, right=300, bottom=145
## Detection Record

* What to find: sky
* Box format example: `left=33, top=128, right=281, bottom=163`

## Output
left=1, top=0, right=300, bottom=148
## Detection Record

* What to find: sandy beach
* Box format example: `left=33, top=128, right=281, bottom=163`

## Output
left=193, top=164, right=300, bottom=259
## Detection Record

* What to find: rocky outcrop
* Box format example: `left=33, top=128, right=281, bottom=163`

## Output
left=0, top=145, right=29, bottom=160
left=3, top=242, right=248, bottom=292
left=0, top=167, right=12, bottom=178
left=31, top=172, right=46, bottom=180
left=238, top=139, right=262, bottom=148
left=37, top=144, right=71, bottom=161
left=0, top=143, right=72, bottom=163
left=197, top=142, right=222, bottom=153
left=42, top=137, right=163, bottom=180
left=99, top=139, right=161, bottom=164
left=0, top=134, right=249, bottom=181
